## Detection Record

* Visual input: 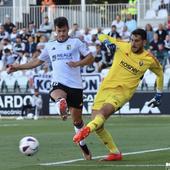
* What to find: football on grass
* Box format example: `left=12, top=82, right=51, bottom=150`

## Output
left=19, top=136, right=39, bottom=156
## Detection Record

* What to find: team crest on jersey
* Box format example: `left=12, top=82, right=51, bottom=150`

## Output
left=139, top=61, right=144, bottom=66
left=66, top=45, right=71, bottom=50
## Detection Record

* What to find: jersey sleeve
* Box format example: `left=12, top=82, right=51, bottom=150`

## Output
left=38, top=45, right=51, bottom=63
left=149, top=56, right=164, bottom=92
left=78, top=39, right=91, bottom=56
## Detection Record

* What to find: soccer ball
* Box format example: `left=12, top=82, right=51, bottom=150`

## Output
left=19, top=136, right=39, bottom=156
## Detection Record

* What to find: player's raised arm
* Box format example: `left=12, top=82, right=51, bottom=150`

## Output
left=7, top=58, right=44, bottom=74
left=147, top=56, right=164, bottom=108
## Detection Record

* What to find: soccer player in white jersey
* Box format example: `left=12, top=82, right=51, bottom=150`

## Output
left=7, top=17, right=94, bottom=160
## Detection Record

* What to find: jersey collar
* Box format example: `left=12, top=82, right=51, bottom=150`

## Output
left=56, top=36, right=69, bottom=43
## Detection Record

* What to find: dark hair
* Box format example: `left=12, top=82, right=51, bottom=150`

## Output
left=4, top=48, right=11, bottom=53
left=131, top=28, right=147, bottom=40
left=54, top=17, right=69, bottom=28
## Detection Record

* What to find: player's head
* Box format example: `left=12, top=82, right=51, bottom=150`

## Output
left=130, top=28, right=146, bottom=54
left=54, top=17, right=69, bottom=41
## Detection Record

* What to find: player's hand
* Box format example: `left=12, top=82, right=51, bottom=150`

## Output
left=103, top=39, right=116, bottom=54
left=6, top=64, right=19, bottom=74
left=147, top=93, right=162, bottom=108
left=66, top=61, right=78, bottom=68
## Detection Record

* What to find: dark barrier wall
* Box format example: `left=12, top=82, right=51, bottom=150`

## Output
left=0, top=93, right=48, bottom=116
left=0, top=92, right=169, bottom=115
left=83, top=92, right=170, bottom=115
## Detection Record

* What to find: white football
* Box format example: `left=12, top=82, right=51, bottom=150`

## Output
left=19, top=136, right=39, bottom=156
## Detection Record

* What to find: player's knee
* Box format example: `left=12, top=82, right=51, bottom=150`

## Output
left=100, top=103, right=115, bottom=119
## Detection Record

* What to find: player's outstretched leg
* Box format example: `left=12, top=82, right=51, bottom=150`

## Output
left=55, top=98, right=68, bottom=120
left=73, top=114, right=105, bottom=143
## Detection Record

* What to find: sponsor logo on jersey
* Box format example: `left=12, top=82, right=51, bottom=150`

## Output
left=66, top=45, right=71, bottom=50
left=51, top=53, right=72, bottom=61
left=119, top=60, right=140, bottom=75
left=139, top=61, right=144, bottom=66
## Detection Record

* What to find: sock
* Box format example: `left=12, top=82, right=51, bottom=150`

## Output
left=86, top=114, right=105, bottom=132
left=74, top=121, right=85, bottom=146
left=95, top=127, right=119, bottom=153
left=55, top=98, right=62, bottom=114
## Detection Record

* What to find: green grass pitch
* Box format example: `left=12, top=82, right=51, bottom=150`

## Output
left=0, top=116, right=170, bottom=170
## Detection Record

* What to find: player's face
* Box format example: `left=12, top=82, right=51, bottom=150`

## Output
left=55, top=25, right=69, bottom=41
left=130, top=34, right=146, bottom=54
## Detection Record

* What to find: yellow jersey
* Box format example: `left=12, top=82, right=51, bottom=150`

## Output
left=93, top=34, right=163, bottom=110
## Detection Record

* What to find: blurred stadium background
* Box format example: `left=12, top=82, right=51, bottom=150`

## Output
left=0, top=0, right=169, bottom=117
left=0, top=1, right=170, bottom=170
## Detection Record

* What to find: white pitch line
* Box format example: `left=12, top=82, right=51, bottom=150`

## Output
left=40, top=147, right=170, bottom=166
left=0, top=124, right=19, bottom=127
left=41, top=164, right=165, bottom=167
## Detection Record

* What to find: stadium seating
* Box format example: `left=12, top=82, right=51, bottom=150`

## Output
left=157, top=9, right=168, bottom=19
left=144, top=10, right=156, bottom=19
left=3, top=72, right=17, bottom=92
left=13, top=71, right=29, bottom=92
left=143, top=70, right=156, bottom=90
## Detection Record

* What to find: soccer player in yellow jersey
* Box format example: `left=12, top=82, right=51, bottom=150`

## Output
left=73, top=29, right=163, bottom=161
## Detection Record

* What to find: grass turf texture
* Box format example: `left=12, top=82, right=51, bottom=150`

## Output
left=0, top=116, right=170, bottom=170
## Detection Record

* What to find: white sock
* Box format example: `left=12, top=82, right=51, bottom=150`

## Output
left=55, top=98, right=62, bottom=115
left=74, top=124, right=85, bottom=146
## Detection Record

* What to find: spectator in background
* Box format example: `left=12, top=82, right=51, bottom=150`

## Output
left=95, top=27, right=103, bottom=38
left=2, top=38, right=12, bottom=53
left=36, top=35, right=48, bottom=50
left=10, top=27, right=19, bottom=43
left=0, top=25, right=9, bottom=41
left=145, top=24, right=154, bottom=43
left=90, top=34, right=98, bottom=46
left=25, top=35, right=37, bottom=55
left=164, top=34, right=170, bottom=51
left=111, top=15, right=125, bottom=34
left=39, top=16, right=53, bottom=37
left=83, top=27, right=92, bottom=45
left=158, top=0, right=168, bottom=10
left=93, top=42, right=106, bottom=72
left=15, top=50, right=29, bottom=65
left=31, top=89, right=43, bottom=120
left=125, top=14, right=137, bottom=32
left=108, top=25, right=121, bottom=39
left=17, top=89, right=42, bottom=120
left=149, top=33, right=164, bottom=53
left=69, top=23, right=81, bottom=38
left=155, top=43, right=169, bottom=68
left=155, top=23, right=167, bottom=42
left=13, top=36, right=25, bottom=53
left=2, top=48, right=17, bottom=69
left=3, top=15, right=15, bottom=34
left=19, top=27, right=30, bottom=43
left=120, top=25, right=131, bottom=41
left=28, top=21, right=36, bottom=35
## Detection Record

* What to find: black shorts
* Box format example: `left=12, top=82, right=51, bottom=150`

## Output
left=49, top=82, right=83, bottom=109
